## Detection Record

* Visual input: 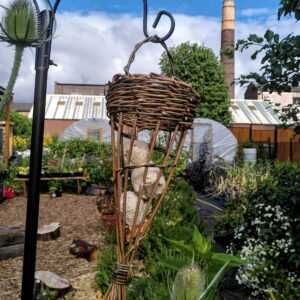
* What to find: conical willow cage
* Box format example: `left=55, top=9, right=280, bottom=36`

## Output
left=104, top=36, right=199, bottom=300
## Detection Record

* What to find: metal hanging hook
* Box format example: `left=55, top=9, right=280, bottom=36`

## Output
left=143, top=0, right=175, bottom=43
left=32, top=0, right=61, bottom=14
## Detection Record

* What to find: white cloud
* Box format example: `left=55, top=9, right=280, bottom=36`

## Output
left=240, top=8, right=271, bottom=17
left=0, top=10, right=299, bottom=103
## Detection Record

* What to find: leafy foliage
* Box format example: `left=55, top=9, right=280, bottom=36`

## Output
left=13, top=135, right=29, bottom=150
left=185, top=140, right=212, bottom=191
left=95, top=245, right=116, bottom=294
left=159, top=42, right=232, bottom=126
left=0, top=109, right=32, bottom=138
left=278, top=0, right=300, bottom=20
left=138, top=180, right=200, bottom=260
left=235, top=0, right=300, bottom=125
left=236, top=31, right=300, bottom=93
left=47, top=139, right=112, bottom=186
left=217, top=162, right=300, bottom=297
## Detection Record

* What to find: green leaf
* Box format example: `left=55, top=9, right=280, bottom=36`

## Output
left=157, top=257, right=186, bottom=271
left=251, top=50, right=259, bottom=60
left=192, top=226, right=212, bottom=256
left=249, top=34, right=263, bottom=43
left=264, top=30, right=274, bottom=42
left=211, top=253, right=247, bottom=267
left=199, top=261, right=230, bottom=300
left=162, top=237, right=194, bottom=255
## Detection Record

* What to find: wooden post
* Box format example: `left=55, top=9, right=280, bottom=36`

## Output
left=4, top=98, right=11, bottom=167
left=290, top=138, right=293, bottom=162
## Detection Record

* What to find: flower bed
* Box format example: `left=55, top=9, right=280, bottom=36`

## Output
left=215, top=162, right=300, bottom=298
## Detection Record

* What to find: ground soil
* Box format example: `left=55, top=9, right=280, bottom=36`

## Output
left=0, top=193, right=104, bottom=300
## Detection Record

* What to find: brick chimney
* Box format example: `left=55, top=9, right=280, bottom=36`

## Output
left=221, top=0, right=235, bottom=99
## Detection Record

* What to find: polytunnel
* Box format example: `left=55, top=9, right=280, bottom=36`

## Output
left=185, top=118, right=238, bottom=163
left=60, top=118, right=112, bottom=142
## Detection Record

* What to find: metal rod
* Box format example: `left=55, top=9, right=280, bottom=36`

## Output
left=274, top=125, right=278, bottom=160
left=21, top=9, right=55, bottom=300
left=290, top=138, right=293, bottom=162
left=143, top=0, right=175, bottom=43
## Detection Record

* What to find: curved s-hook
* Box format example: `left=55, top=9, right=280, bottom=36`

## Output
left=33, top=0, right=61, bottom=14
left=143, top=0, right=175, bottom=43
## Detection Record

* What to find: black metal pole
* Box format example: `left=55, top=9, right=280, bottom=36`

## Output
left=21, top=10, right=54, bottom=300
left=274, top=125, right=278, bottom=160
left=290, top=138, right=293, bottom=162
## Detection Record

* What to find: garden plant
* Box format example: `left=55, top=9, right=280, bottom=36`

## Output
left=215, top=162, right=300, bottom=299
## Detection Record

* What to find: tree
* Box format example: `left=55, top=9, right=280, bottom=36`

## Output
left=0, top=110, right=32, bottom=138
left=0, top=0, right=52, bottom=113
left=236, top=0, right=300, bottom=128
left=236, top=0, right=300, bottom=93
left=159, top=42, right=232, bottom=127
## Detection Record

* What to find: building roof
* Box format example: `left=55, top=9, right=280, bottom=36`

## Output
left=28, top=94, right=108, bottom=120
left=12, top=102, right=32, bottom=112
left=55, top=82, right=105, bottom=87
left=230, top=99, right=281, bottom=125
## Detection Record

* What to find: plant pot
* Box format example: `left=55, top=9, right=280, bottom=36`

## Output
left=214, top=229, right=235, bottom=246
left=48, top=172, right=60, bottom=177
left=49, top=192, right=57, bottom=198
left=17, top=174, right=28, bottom=178
left=74, top=172, right=84, bottom=176
left=5, top=187, right=15, bottom=200
left=243, top=148, right=257, bottom=165
left=102, top=212, right=116, bottom=231
left=56, top=190, right=63, bottom=197
left=0, top=171, right=8, bottom=179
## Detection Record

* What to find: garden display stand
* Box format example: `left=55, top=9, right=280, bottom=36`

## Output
left=104, top=35, right=198, bottom=299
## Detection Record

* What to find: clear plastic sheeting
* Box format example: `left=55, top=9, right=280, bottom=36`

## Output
left=185, top=118, right=238, bottom=163
left=59, top=118, right=238, bottom=163
left=60, top=118, right=112, bottom=142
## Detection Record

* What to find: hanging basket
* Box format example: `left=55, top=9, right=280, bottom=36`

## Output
left=106, top=37, right=198, bottom=132
left=104, top=36, right=199, bottom=300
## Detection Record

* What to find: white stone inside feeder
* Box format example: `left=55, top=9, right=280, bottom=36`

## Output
left=120, top=191, right=151, bottom=226
left=123, top=140, right=149, bottom=165
left=131, top=164, right=166, bottom=200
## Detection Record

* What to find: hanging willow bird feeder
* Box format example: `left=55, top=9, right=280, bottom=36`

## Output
left=104, top=35, right=199, bottom=300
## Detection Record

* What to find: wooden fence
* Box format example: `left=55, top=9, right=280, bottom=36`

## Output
left=230, top=124, right=300, bottom=163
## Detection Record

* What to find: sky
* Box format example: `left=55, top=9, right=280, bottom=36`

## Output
left=0, top=0, right=299, bottom=102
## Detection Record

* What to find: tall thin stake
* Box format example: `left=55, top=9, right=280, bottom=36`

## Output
left=21, top=10, right=55, bottom=300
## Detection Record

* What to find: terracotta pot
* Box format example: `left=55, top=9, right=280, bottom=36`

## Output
left=102, top=213, right=116, bottom=231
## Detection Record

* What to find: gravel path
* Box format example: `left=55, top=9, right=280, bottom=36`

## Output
left=0, top=193, right=104, bottom=300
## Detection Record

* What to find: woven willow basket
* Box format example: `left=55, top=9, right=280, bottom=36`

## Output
left=106, top=37, right=199, bottom=131
left=103, top=36, right=199, bottom=300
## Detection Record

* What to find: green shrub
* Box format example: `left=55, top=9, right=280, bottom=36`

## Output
left=0, top=110, right=32, bottom=139
left=218, top=162, right=300, bottom=298
left=95, top=245, right=116, bottom=294
left=213, top=163, right=271, bottom=232
left=47, top=139, right=112, bottom=186
left=139, top=180, right=200, bottom=260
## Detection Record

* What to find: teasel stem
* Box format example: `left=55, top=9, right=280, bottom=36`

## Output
left=0, top=44, right=24, bottom=113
